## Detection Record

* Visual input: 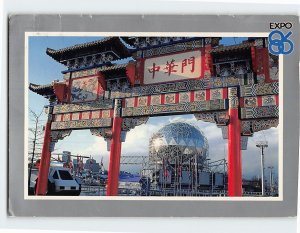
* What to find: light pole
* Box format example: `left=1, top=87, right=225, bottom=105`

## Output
left=223, top=158, right=227, bottom=194
left=194, top=154, right=197, bottom=193
left=256, top=141, right=268, bottom=196
left=211, top=171, right=214, bottom=194
left=268, top=166, right=274, bottom=194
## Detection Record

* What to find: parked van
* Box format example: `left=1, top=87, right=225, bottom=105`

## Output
left=30, top=166, right=81, bottom=196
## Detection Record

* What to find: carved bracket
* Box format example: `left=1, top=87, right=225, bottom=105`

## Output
left=241, top=119, right=279, bottom=136
left=90, top=128, right=112, bottom=140
left=194, top=111, right=229, bottom=126
left=51, top=130, right=72, bottom=143
left=90, top=128, right=125, bottom=152
left=219, top=119, right=278, bottom=141
left=122, top=117, right=149, bottom=131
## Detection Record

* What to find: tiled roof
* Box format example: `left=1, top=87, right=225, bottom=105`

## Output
left=29, top=83, right=54, bottom=97
left=46, top=37, right=131, bottom=62
left=210, top=42, right=254, bottom=53
left=97, top=63, right=128, bottom=72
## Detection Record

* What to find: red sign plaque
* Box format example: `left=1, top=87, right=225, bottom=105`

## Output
left=143, top=50, right=202, bottom=84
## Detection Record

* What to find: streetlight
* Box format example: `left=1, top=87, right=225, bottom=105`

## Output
left=268, top=166, right=274, bottom=194
left=256, top=141, right=268, bottom=196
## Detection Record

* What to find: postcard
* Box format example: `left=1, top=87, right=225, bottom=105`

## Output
left=8, top=15, right=299, bottom=217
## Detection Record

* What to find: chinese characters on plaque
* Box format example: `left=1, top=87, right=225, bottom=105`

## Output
left=144, top=50, right=202, bottom=84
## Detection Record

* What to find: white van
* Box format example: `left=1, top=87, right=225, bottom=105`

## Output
left=30, top=167, right=81, bottom=196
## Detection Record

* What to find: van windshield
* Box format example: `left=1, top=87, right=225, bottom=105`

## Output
left=58, top=170, right=73, bottom=180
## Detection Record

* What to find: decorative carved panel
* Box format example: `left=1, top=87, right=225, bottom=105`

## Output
left=90, top=128, right=112, bottom=140
left=122, top=117, right=149, bottom=131
left=51, top=118, right=112, bottom=130
left=194, top=111, right=229, bottom=126
left=51, top=130, right=72, bottom=142
left=241, top=119, right=279, bottom=136
left=240, top=106, right=279, bottom=119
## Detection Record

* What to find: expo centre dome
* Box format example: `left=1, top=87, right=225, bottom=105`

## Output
left=149, top=122, right=209, bottom=163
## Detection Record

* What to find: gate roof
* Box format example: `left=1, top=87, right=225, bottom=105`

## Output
left=46, top=37, right=132, bottom=63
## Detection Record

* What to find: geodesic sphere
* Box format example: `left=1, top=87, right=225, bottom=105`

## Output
left=149, top=122, right=209, bottom=162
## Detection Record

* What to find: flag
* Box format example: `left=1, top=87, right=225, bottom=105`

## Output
left=163, top=158, right=169, bottom=178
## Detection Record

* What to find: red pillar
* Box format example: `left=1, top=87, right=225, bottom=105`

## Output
left=227, top=87, right=242, bottom=196
left=36, top=110, right=52, bottom=195
left=106, top=99, right=122, bottom=196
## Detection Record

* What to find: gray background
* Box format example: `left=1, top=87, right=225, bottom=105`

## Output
left=8, top=15, right=299, bottom=217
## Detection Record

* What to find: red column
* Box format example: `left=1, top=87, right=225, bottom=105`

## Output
left=106, top=99, right=122, bottom=196
left=227, top=87, right=242, bottom=196
left=36, top=108, right=52, bottom=195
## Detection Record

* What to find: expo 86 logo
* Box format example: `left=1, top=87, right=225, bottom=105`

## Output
left=268, top=29, right=294, bottom=55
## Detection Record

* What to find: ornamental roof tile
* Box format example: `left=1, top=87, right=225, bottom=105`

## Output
left=46, top=37, right=131, bottom=62
left=210, top=42, right=254, bottom=53
left=97, top=63, right=128, bottom=72
left=29, top=83, right=54, bottom=97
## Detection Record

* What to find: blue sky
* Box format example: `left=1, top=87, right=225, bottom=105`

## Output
left=28, top=36, right=278, bottom=182
left=28, top=36, right=103, bottom=114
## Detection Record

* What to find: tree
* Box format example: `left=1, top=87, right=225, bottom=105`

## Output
left=28, top=108, right=45, bottom=188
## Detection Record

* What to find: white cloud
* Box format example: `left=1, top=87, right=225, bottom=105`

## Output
left=122, top=122, right=163, bottom=155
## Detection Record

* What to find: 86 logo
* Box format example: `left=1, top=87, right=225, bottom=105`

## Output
left=268, top=27, right=294, bottom=55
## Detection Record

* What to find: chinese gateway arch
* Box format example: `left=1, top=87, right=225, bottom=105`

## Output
left=30, top=37, right=279, bottom=196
